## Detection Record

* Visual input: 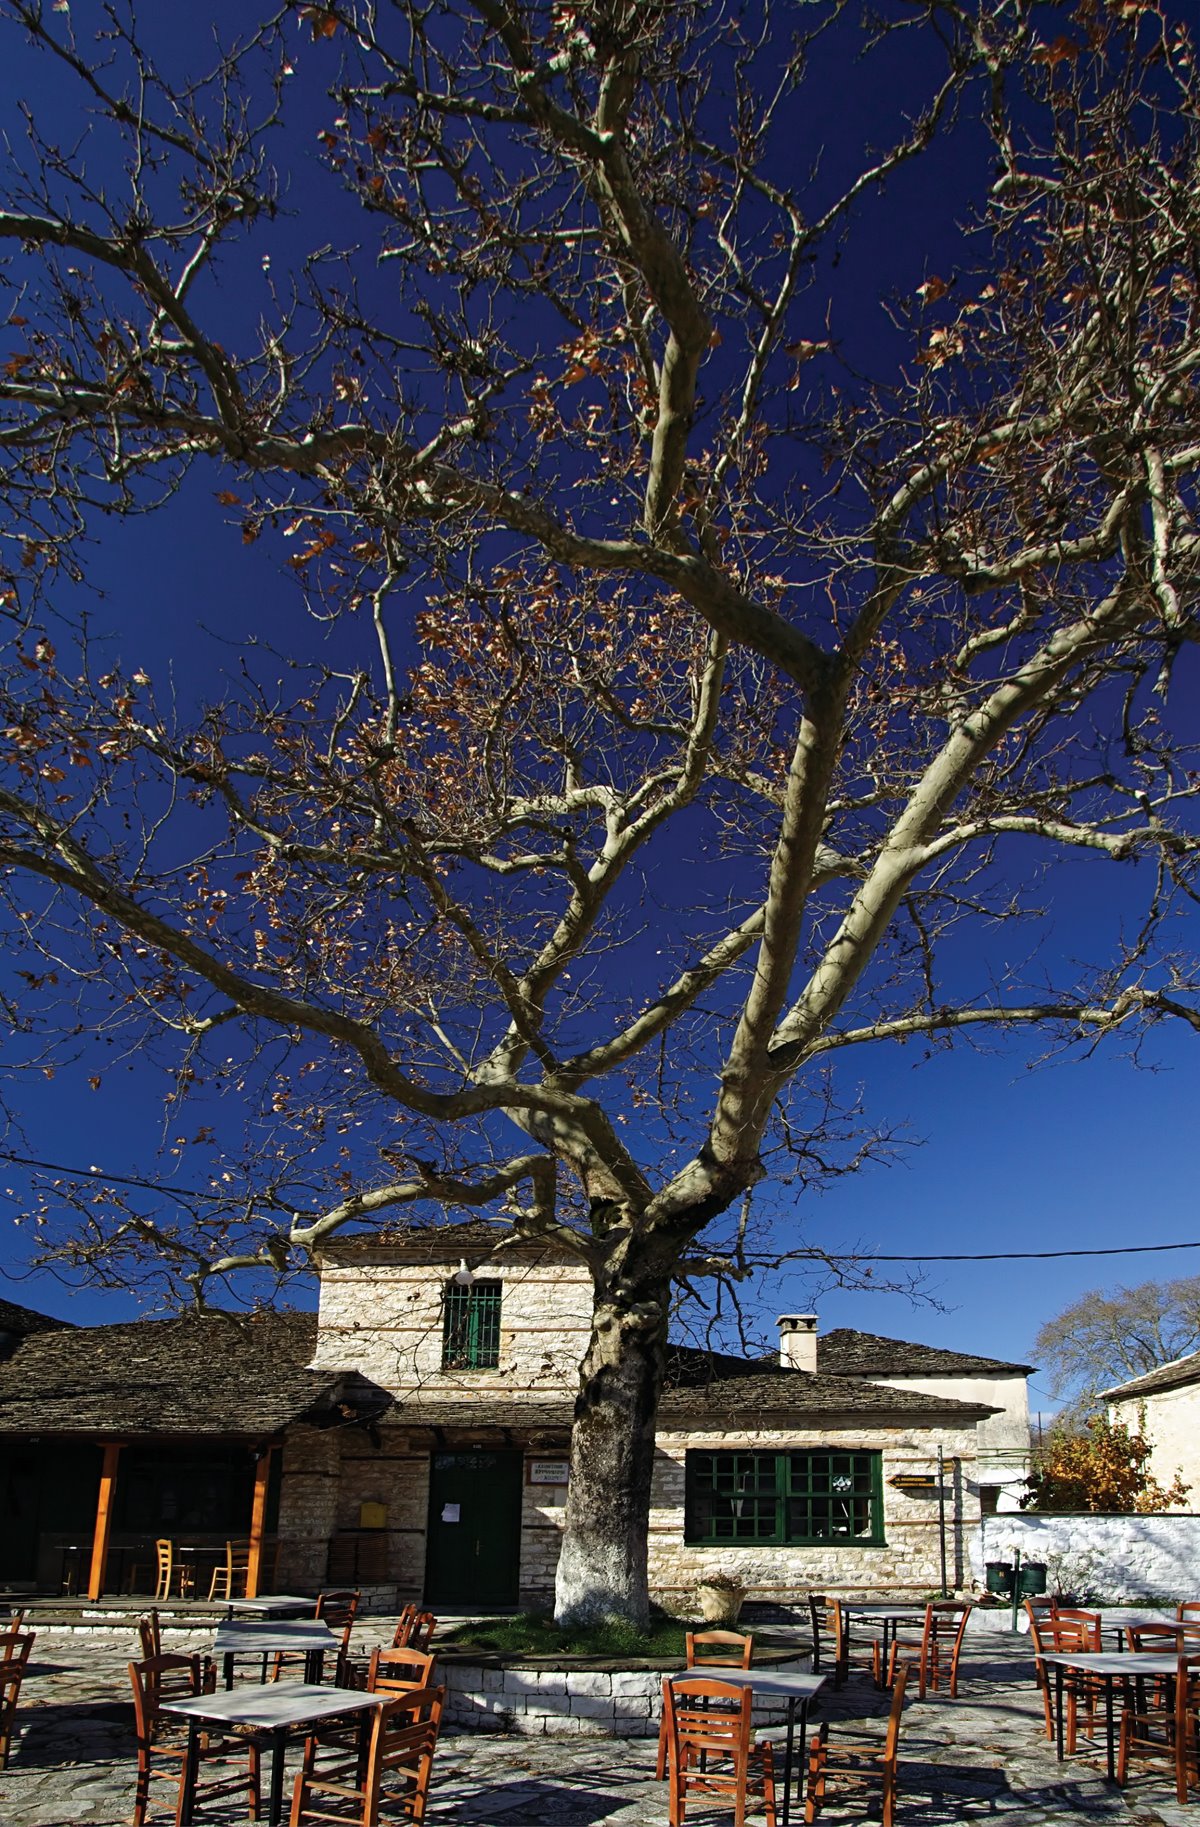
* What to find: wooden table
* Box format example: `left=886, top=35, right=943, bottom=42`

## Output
left=835, top=1601, right=929, bottom=1685
left=1042, top=1650, right=1180, bottom=1781
left=666, top=1665, right=825, bottom=1827
left=211, top=1617, right=338, bottom=1689
left=162, top=1680, right=385, bottom=1827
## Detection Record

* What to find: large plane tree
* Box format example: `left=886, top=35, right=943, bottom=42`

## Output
left=1, top=0, right=1199, bottom=1622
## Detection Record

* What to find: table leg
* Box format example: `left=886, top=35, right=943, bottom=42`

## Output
left=178, top=1720, right=201, bottom=1827
left=1055, top=1665, right=1065, bottom=1762
left=779, top=1699, right=796, bottom=1827
left=266, top=1725, right=289, bottom=1827
left=1103, top=1676, right=1115, bottom=1783
left=223, top=1651, right=235, bottom=1691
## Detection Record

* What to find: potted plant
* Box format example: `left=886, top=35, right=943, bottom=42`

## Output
left=696, top=1572, right=747, bottom=1625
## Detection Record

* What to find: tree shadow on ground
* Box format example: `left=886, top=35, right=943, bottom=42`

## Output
left=436, top=1777, right=637, bottom=1823
left=10, top=1698, right=132, bottom=1768
left=892, top=1758, right=1128, bottom=1822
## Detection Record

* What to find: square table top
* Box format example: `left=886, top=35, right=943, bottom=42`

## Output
left=1041, top=1651, right=1184, bottom=1677
left=667, top=1667, right=825, bottom=1701
left=212, top=1619, right=338, bottom=1655
left=226, top=1597, right=317, bottom=1618
left=161, top=1681, right=384, bottom=1731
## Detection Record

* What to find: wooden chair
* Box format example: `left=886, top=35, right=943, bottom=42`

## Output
left=805, top=1664, right=908, bottom=1827
left=656, top=1630, right=755, bottom=1777
left=395, top=1609, right=437, bottom=1653
left=1118, top=1651, right=1200, bottom=1804
left=289, top=1684, right=443, bottom=1827
left=807, top=1594, right=844, bottom=1685
left=154, top=1539, right=175, bottom=1602
left=369, top=1648, right=437, bottom=1693
left=1023, top=1600, right=1055, bottom=1741
left=207, top=1539, right=252, bottom=1603
left=0, top=1634, right=34, bottom=1769
left=273, top=1588, right=360, bottom=1685
left=1178, top=1602, right=1200, bottom=1625
left=886, top=1602, right=971, bottom=1701
left=661, top=1675, right=776, bottom=1827
left=138, top=1611, right=216, bottom=1694
left=1048, top=1608, right=1103, bottom=1752
left=129, top=1653, right=261, bottom=1827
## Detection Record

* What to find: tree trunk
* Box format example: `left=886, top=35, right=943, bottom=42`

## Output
left=553, top=1261, right=671, bottom=1628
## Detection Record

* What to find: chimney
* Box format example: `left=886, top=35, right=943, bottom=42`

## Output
left=777, top=1314, right=818, bottom=1373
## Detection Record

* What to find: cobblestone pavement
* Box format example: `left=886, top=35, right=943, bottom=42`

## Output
left=1, top=1623, right=1194, bottom=1827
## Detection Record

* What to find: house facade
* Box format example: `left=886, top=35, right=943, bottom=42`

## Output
left=275, top=1223, right=1006, bottom=1607
left=1, top=1224, right=1034, bottom=1607
left=1102, top=1352, right=1200, bottom=1500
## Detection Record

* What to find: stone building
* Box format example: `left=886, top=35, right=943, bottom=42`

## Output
left=281, top=1223, right=1015, bottom=1606
left=0, top=1224, right=1033, bottom=1607
left=1101, top=1351, right=1200, bottom=1500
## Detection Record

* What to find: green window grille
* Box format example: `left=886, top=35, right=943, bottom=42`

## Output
left=684, top=1450, right=884, bottom=1547
left=442, top=1280, right=502, bottom=1370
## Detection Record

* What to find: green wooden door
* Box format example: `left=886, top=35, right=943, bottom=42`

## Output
left=424, top=1450, right=523, bottom=1608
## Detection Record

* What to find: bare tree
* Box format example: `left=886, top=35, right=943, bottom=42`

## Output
left=2, top=0, right=1200, bottom=1623
left=1035, top=1277, right=1200, bottom=1420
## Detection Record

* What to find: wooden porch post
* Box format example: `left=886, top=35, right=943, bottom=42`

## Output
left=245, top=1446, right=273, bottom=1599
left=87, top=1442, right=122, bottom=1601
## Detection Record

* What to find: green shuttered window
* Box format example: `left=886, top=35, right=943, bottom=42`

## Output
left=685, top=1449, right=884, bottom=1546
left=442, top=1279, right=502, bottom=1369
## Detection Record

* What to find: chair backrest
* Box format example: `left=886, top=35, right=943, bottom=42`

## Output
left=927, top=1601, right=972, bottom=1655
left=1050, top=1609, right=1102, bottom=1653
left=661, top=1676, right=754, bottom=1771
left=1127, top=1623, right=1198, bottom=1653
left=0, top=1612, right=25, bottom=1637
left=128, top=1654, right=200, bottom=1740
left=1023, top=1600, right=1048, bottom=1657
left=1179, top=1602, right=1200, bottom=1624
left=154, top=1539, right=173, bottom=1596
left=686, top=1629, right=753, bottom=1669
left=0, top=1633, right=34, bottom=1674
left=137, top=1611, right=161, bottom=1661
left=405, top=1610, right=437, bottom=1652
left=316, top=1588, right=361, bottom=1631
left=367, top=1646, right=436, bottom=1693
left=391, top=1603, right=419, bottom=1647
left=883, top=1662, right=910, bottom=1760
left=365, top=1686, right=443, bottom=1824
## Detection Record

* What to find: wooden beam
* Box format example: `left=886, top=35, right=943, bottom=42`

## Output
left=86, top=1442, right=121, bottom=1601
left=245, top=1447, right=273, bottom=1599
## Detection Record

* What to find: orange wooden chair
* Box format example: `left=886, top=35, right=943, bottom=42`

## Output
left=207, top=1539, right=251, bottom=1602
left=129, top=1653, right=261, bottom=1827
left=1023, top=1600, right=1055, bottom=1741
left=0, top=1634, right=34, bottom=1769
left=807, top=1595, right=849, bottom=1687
left=273, top=1587, right=360, bottom=1685
left=289, top=1684, right=443, bottom=1827
left=1048, top=1609, right=1103, bottom=1752
left=886, top=1601, right=971, bottom=1701
left=369, top=1647, right=437, bottom=1693
left=661, top=1675, right=776, bottom=1827
left=396, top=1609, right=437, bottom=1653
left=1119, top=1651, right=1200, bottom=1803
left=805, top=1664, right=908, bottom=1827
left=656, top=1630, right=755, bottom=1777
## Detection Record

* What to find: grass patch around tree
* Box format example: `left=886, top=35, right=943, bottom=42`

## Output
left=440, top=1609, right=692, bottom=1659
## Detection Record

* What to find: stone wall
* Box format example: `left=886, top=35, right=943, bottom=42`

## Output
left=312, top=1254, right=593, bottom=1398
left=975, top=1512, right=1200, bottom=1601
left=649, top=1423, right=982, bottom=1605
left=440, top=1662, right=805, bottom=1736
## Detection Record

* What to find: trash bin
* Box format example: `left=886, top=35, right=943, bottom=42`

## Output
left=985, top=1561, right=1014, bottom=1595
left=1018, top=1561, right=1048, bottom=1597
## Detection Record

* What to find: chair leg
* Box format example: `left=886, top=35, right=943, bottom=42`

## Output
left=882, top=1764, right=896, bottom=1827
left=655, top=1715, right=669, bottom=1780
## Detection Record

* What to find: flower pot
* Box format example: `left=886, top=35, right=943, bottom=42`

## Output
left=697, top=1582, right=746, bottom=1625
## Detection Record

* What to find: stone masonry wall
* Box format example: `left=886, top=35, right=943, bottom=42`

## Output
left=648, top=1423, right=982, bottom=1605
left=975, top=1511, right=1200, bottom=1602
left=311, top=1257, right=593, bottom=1398
left=440, top=1662, right=803, bottom=1736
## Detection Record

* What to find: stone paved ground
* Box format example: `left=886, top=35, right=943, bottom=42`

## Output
left=1, top=1622, right=1194, bottom=1827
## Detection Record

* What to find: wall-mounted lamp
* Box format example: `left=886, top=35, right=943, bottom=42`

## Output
left=453, top=1258, right=476, bottom=1288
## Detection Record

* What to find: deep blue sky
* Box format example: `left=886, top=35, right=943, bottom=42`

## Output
left=1, top=2, right=1198, bottom=1413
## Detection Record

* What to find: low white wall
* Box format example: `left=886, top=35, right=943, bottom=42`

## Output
left=440, top=1662, right=805, bottom=1737
left=976, top=1513, right=1200, bottom=1602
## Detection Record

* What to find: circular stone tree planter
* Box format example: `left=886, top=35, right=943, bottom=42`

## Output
left=433, top=1645, right=803, bottom=1737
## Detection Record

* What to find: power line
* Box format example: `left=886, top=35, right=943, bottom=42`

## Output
left=3, top=1145, right=1200, bottom=1265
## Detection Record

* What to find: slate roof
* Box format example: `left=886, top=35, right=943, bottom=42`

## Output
left=0, top=1309, right=349, bottom=1439
left=318, top=1219, right=577, bottom=1265
left=1100, top=1351, right=1200, bottom=1402
left=815, top=1328, right=1033, bottom=1379
left=0, top=1296, right=74, bottom=1337
left=383, top=1350, right=996, bottom=1433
